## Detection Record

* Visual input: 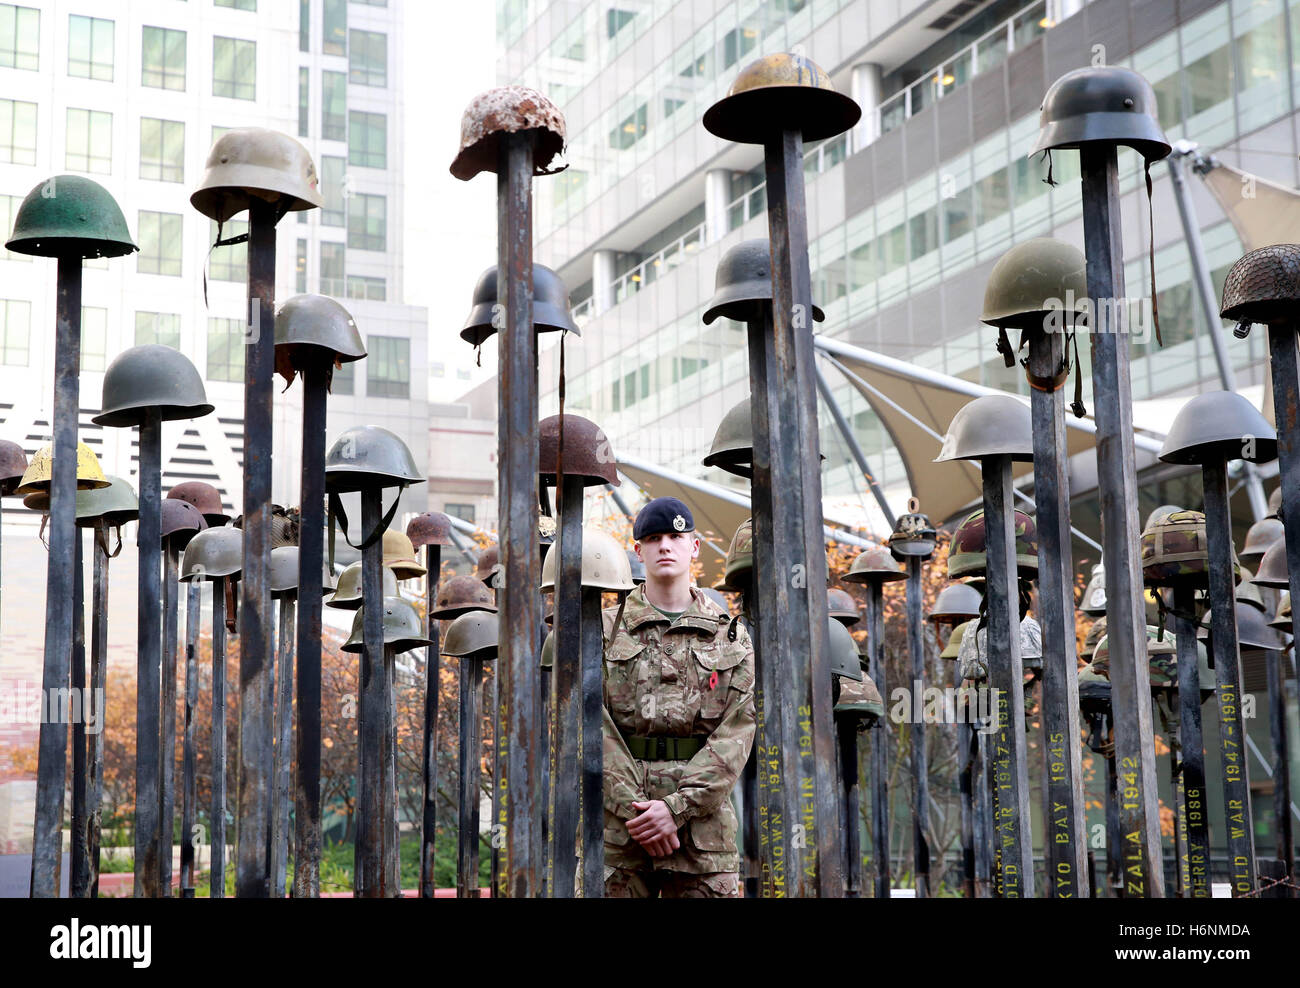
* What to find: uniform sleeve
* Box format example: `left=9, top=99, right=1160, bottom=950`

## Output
left=602, top=704, right=645, bottom=820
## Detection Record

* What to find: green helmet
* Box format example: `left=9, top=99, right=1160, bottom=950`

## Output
left=441, top=610, right=499, bottom=660
left=75, top=475, right=139, bottom=529
left=325, top=425, right=423, bottom=493
left=702, top=239, right=826, bottom=326
left=1091, top=624, right=1174, bottom=680
left=1143, top=638, right=1214, bottom=701
left=327, top=561, right=397, bottom=610
left=702, top=397, right=754, bottom=479
left=827, top=618, right=863, bottom=682
left=841, top=545, right=906, bottom=585
left=720, top=517, right=754, bottom=593
left=833, top=670, right=885, bottom=727
left=93, top=344, right=214, bottom=428
left=342, top=596, right=434, bottom=655
left=982, top=238, right=1088, bottom=331
left=941, top=619, right=971, bottom=660
left=6, top=174, right=137, bottom=259
left=948, top=508, right=1038, bottom=579
left=540, top=629, right=554, bottom=670
left=1139, top=509, right=1235, bottom=587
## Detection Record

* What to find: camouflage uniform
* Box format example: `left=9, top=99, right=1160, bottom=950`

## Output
left=602, top=584, right=756, bottom=898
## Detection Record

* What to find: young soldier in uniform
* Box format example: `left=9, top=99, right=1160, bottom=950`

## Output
left=602, top=496, right=756, bottom=897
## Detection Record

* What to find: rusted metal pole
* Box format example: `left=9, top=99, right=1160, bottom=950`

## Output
left=864, top=582, right=890, bottom=899
left=1104, top=751, right=1122, bottom=896
left=550, top=474, right=583, bottom=896
left=837, top=715, right=863, bottom=897
left=382, top=641, right=399, bottom=895
left=905, top=556, right=929, bottom=897
left=134, top=407, right=163, bottom=898
left=1265, top=646, right=1294, bottom=883
left=1172, top=582, right=1210, bottom=897
left=355, top=487, right=386, bottom=896
left=420, top=543, right=442, bottom=898
left=1266, top=324, right=1300, bottom=764
left=181, top=579, right=200, bottom=897
left=236, top=195, right=277, bottom=898
left=954, top=660, right=975, bottom=898
left=457, top=653, right=483, bottom=897
left=738, top=606, right=761, bottom=898
left=579, top=585, right=604, bottom=898
left=211, top=578, right=227, bottom=898
left=88, top=530, right=109, bottom=898
left=271, top=595, right=295, bottom=897
left=160, top=542, right=180, bottom=895
left=70, top=529, right=88, bottom=897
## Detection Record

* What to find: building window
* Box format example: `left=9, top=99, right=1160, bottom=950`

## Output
left=0, top=299, right=29, bottom=365
left=68, top=14, right=112, bottom=81
left=0, top=98, right=36, bottom=164
left=140, top=117, right=184, bottom=182
left=0, top=4, right=39, bottom=71
left=456, top=368, right=470, bottom=381
left=320, top=241, right=344, bottom=295
left=65, top=108, right=111, bottom=175
left=137, top=210, right=183, bottom=276
left=209, top=219, right=247, bottom=282
left=346, top=275, right=385, bottom=301
left=366, top=335, right=408, bottom=398
left=430, top=362, right=445, bottom=378
left=298, top=66, right=309, bottom=137
left=323, top=0, right=346, bottom=55
left=321, top=154, right=345, bottom=225
left=446, top=503, right=474, bottom=524
left=207, top=318, right=245, bottom=382
left=299, top=0, right=309, bottom=51
left=347, top=193, right=384, bottom=251
left=353, top=0, right=386, bottom=5
left=142, top=26, right=185, bottom=91
left=135, top=311, right=180, bottom=349
left=348, top=29, right=385, bottom=86
left=215, top=0, right=256, bottom=10
left=333, top=358, right=354, bottom=394
left=348, top=110, right=385, bottom=168
left=296, top=239, right=307, bottom=294
left=321, top=70, right=346, bottom=141
left=80, top=306, right=107, bottom=372
left=608, top=103, right=646, bottom=150
left=213, top=36, right=255, bottom=100
left=0, top=195, right=28, bottom=262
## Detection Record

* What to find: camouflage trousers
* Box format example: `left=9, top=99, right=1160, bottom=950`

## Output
left=604, top=866, right=740, bottom=898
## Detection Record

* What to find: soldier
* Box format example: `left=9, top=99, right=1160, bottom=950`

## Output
left=602, top=496, right=756, bottom=897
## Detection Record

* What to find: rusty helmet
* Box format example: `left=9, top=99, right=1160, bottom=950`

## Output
left=6, top=174, right=137, bottom=259
left=982, top=238, right=1088, bottom=331
left=827, top=587, right=861, bottom=627
left=17, top=440, right=109, bottom=495
left=538, top=414, right=619, bottom=488
left=1032, top=66, right=1170, bottom=161
left=1220, top=244, right=1300, bottom=338
left=1158, top=391, right=1277, bottom=466
left=1269, top=592, right=1292, bottom=632
left=936, top=394, right=1034, bottom=463
left=704, top=52, right=860, bottom=145
left=167, top=481, right=229, bottom=526
left=460, top=263, right=580, bottom=346
left=191, top=127, right=323, bottom=223
left=1241, top=518, right=1283, bottom=567
left=702, top=396, right=754, bottom=479
left=1252, top=539, right=1291, bottom=590
left=161, top=498, right=207, bottom=549
left=326, top=560, right=397, bottom=610
left=930, top=581, right=983, bottom=627
left=274, top=294, right=366, bottom=387
left=431, top=573, right=497, bottom=619
left=1267, top=485, right=1283, bottom=520
left=0, top=440, right=28, bottom=497
left=842, top=545, right=907, bottom=584
left=324, top=425, right=423, bottom=492
left=475, top=543, right=500, bottom=588
left=948, top=508, right=1038, bottom=579
left=407, top=511, right=453, bottom=550
left=702, top=239, right=826, bottom=325
left=382, top=529, right=426, bottom=580
left=450, top=86, right=566, bottom=182
left=342, top=597, right=434, bottom=655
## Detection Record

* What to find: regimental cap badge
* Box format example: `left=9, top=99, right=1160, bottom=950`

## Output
left=673, top=514, right=686, bottom=532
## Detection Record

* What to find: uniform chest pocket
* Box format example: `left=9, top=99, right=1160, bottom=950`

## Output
left=691, top=638, right=750, bottom=718
left=603, top=637, right=645, bottom=717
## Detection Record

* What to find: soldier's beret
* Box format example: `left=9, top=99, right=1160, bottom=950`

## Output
left=634, top=496, right=695, bottom=540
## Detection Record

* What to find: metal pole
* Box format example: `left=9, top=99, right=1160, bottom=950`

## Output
left=383, top=641, right=399, bottom=895
left=1266, top=647, right=1294, bottom=883
left=236, top=195, right=277, bottom=898
left=160, top=542, right=180, bottom=896
left=905, top=556, right=929, bottom=897
left=1172, top=582, right=1210, bottom=897
left=420, top=543, right=442, bottom=898
left=981, top=454, right=1033, bottom=896
left=738, top=607, right=761, bottom=898
left=550, top=474, right=583, bottom=897
left=1266, top=324, right=1300, bottom=767
left=31, top=254, right=82, bottom=898
left=1080, top=144, right=1165, bottom=897
left=271, top=595, right=295, bottom=897
left=457, top=653, right=483, bottom=897
left=133, top=407, right=163, bottom=898
left=813, top=360, right=895, bottom=529
left=181, top=579, right=200, bottom=897
left=837, top=715, right=863, bottom=897
left=355, top=487, right=386, bottom=896
left=955, top=660, right=975, bottom=898
left=1104, top=750, right=1122, bottom=896
left=865, top=582, right=890, bottom=899
left=88, top=530, right=109, bottom=898
left=1201, top=458, right=1257, bottom=895
left=975, top=701, right=994, bottom=897
left=70, top=529, right=88, bottom=897
left=211, top=577, right=227, bottom=898
left=579, top=585, right=604, bottom=898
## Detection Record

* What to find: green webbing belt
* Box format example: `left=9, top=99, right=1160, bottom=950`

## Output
left=624, top=735, right=706, bottom=761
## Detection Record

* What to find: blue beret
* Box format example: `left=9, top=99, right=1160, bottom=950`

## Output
left=634, top=496, right=694, bottom=540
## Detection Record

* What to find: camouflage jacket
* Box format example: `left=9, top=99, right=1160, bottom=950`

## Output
left=602, top=584, right=756, bottom=874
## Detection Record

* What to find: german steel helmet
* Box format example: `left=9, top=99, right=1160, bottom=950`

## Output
left=888, top=499, right=937, bottom=560
left=0, top=440, right=27, bottom=497
left=626, top=548, right=647, bottom=585
left=702, top=397, right=754, bottom=478
left=179, top=527, right=243, bottom=581
left=1240, top=517, right=1284, bottom=567
left=1082, top=615, right=1107, bottom=661
left=327, top=560, right=397, bottom=609
left=161, top=498, right=207, bottom=549
left=1220, top=244, right=1300, bottom=338
left=1080, top=563, right=1106, bottom=616
left=382, top=529, right=426, bottom=580
left=167, top=481, right=229, bottom=526
left=1140, top=509, right=1214, bottom=587
left=842, top=545, right=907, bottom=584
left=75, top=475, right=138, bottom=528
left=324, top=425, right=422, bottom=492
left=1237, top=599, right=1287, bottom=652
left=274, top=294, right=366, bottom=386
left=948, top=508, right=1037, bottom=579
left=940, top=620, right=970, bottom=660
left=1031, top=66, right=1171, bottom=161
left=1234, top=567, right=1265, bottom=611
left=441, top=610, right=500, bottom=660
left=703, top=52, right=861, bottom=145
left=93, top=345, right=214, bottom=428
left=930, top=582, right=983, bottom=626
left=430, top=573, right=496, bottom=619
left=1252, top=539, right=1290, bottom=589
left=407, top=512, right=453, bottom=550
left=460, top=263, right=580, bottom=346
left=702, top=239, right=826, bottom=325
left=450, top=86, right=566, bottom=182
left=191, top=127, right=323, bottom=222
left=540, top=527, right=634, bottom=591
left=538, top=414, right=619, bottom=487
left=475, top=543, right=500, bottom=587
left=833, top=671, right=885, bottom=726
left=719, top=518, right=754, bottom=592
left=5, top=174, right=137, bottom=259
left=936, top=394, right=1034, bottom=462
left=827, top=588, right=861, bottom=626
left=1158, top=391, right=1277, bottom=465
left=16, top=441, right=108, bottom=495
left=1268, top=485, right=1283, bottom=520
left=1269, top=592, right=1292, bottom=631
left=982, top=238, right=1088, bottom=330
left=827, top=618, right=863, bottom=682
left=1091, top=625, right=1174, bottom=680
left=342, top=597, right=434, bottom=654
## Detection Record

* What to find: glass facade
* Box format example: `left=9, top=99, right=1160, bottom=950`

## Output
left=140, top=117, right=184, bottom=183
left=348, top=109, right=385, bottom=168
left=213, top=36, right=255, bottom=100
left=137, top=210, right=182, bottom=276
left=0, top=299, right=29, bottom=365
left=80, top=306, right=107, bottom=372
left=0, top=4, right=38, bottom=71
left=0, top=98, right=36, bottom=165
left=135, top=311, right=181, bottom=349
left=209, top=219, right=248, bottom=282
left=366, top=334, right=409, bottom=398
left=65, top=108, right=112, bottom=174
left=348, top=28, right=385, bottom=86
left=207, top=317, right=245, bottom=382
left=142, top=26, right=186, bottom=91
left=68, top=13, right=112, bottom=81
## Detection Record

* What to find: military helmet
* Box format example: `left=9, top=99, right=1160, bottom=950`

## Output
left=1091, top=624, right=1175, bottom=680
left=1077, top=662, right=1112, bottom=717
left=540, top=527, right=634, bottom=591
left=703, top=52, right=861, bottom=145
left=1143, top=504, right=1183, bottom=530
left=450, top=86, right=566, bottom=182
left=324, top=425, right=422, bottom=492
left=430, top=573, right=497, bottom=619
left=75, top=475, right=138, bottom=528
left=1269, top=592, right=1292, bottom=632
left=699, top=586, right=731, bottom=615
left=382, top=529, right=426, bottom=580
left=827, top=618, right=863, bottom=682
left=538, top=514, right=557, bottom=550
left=1220, top=244, right=1300, bottom=338
left=93, top=344, right=214, bottom=428
left=1252, top=539, right=1290, bottom=590
left=888, top=501, right=938, bottom=560
left=982, top=238, right=1088, bottom=331
left=161, top=498, right=207, bottom=550
left=1031, top=66, right=1171, bottom=161
left=935, top=393, right=1034, bottom=463
left=957, top=615, right=1041, bottom=682
left=947, top=508, right=1038, bottom=579
left=702, top=396, right=754, bottom=478
left=540, top=628, right=555, bottom=669
left=1267, top=485, right=1283, bottom=520
left=440, top=610, right=500, bottom=660
left=167, top=481, right=229, bottom=526
left=940, top=620, right=970, bottom=660
left=1140, top=509, right=1218, bottom=587
left=269, top=545, right=333, bottom=598
left=1236, top=599, right=1287, bottom=653
left=460, top=263, right=580, bottom=346
left=626, top=548, right=646, bottom=585
left=407, top=511, right=453, bottom=550
left=833, top=671, right=885, bottom=727
left=827, top=587, right=861, bottom=626
left=930, top=582, right=983, bottom=626
left=274, top=294, right=366, bottom=386
left=342, top=597, right=434, bottom=655
left=5, top=174, right=137, bottom=259
left=538, top=414, right=619, bottom=487
left=702, top=239, right=826, bottom=325
left=191, top=127, right=323, bottom=222
left=1240, top=518, right=1283, bottom=568
left=1082, top=615, right=1107, bottom=661
left=0, top=440, right=27, bottom=497
left=1020, top=615, right=1044, bottom=673
left=1158, top=391, right=1277, bottom=466
left=16, top=441, right=108, bottom=495
left=1080, top=563, right=1106, bottom=616
left=842, top=545, right=907, bottom=584
left=475, top=543, right=501, bottom=588
left=179, top=527, right=243, bottom=582
left=327, top=560, right=398, bottom=610
left=720, top=517, right=754, bottom=593
left=1234, top=567, right=1265, bottom=612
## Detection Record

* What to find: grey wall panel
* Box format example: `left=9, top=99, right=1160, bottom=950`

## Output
left=873, top=125, right=905, bottom=199
left=1084, top=0, right=1134, bottom=64
left=844, top=145, right=876, bottom=218
left=1007, top=36, right=1046, bottom=121
left=905, top=102, right=938, bottom=175
left=938, top=85, right=973, bottom=162
left=1178, top=0, right=1223, bottom=22
left=971, top=68, right=1008, bottom=142
left=1131, top=0, right=1179, bottom=50
left=1044, top=12, right=1089, bottom=83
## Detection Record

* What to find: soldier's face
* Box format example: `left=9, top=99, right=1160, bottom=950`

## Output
left=635, top=531, right=698, bottom=581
